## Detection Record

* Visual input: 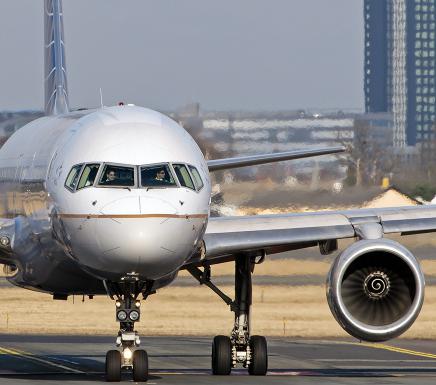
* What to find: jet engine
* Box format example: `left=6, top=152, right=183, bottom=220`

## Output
left=326, top=239, right=424, bottom=342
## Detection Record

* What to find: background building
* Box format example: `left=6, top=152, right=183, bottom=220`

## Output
left=364, top=0, right=436, bottom=147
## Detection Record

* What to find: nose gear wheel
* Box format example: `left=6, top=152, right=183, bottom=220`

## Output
left=105, top=350, right=121, bottom=382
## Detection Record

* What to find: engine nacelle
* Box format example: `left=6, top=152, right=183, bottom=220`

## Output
left=327, top=239, right=424, bottom=342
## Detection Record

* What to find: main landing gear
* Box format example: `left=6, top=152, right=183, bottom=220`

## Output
left=188, top=255, right=268, bottom=376
left=103, top=279, right=152, bottom=382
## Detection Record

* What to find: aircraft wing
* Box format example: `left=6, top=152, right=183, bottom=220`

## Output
left=207, top=146, right=345, bottom=171
left=185, top=205, right=436, bottom=266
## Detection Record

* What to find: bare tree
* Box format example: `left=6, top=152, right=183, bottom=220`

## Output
left=392, top=121, right=436, bottom=200
left=338, top=119, right=395, bottom=187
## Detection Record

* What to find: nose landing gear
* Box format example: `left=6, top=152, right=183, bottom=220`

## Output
left=104, top=279, right=152, bottom=382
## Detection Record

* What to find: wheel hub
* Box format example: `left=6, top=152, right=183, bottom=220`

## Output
left=363, top=271, right=390, bottom=300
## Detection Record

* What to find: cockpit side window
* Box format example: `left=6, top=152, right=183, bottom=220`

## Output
left=173, top=164, right=195, bottom=190
left=188, top=165, right=204, bottom=190
left=140, top=164, right=177, bottom=188
left=77, top=164, right=100, bottom=190
left=65, top=164, right=83, bottom=191
left=98, top=164, right=135, bottom=187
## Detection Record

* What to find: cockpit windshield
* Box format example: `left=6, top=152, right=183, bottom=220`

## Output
left=65, top=162, right=204, bottom=192
left=98, top=164, right=135, bottom=187
left=140, top=164, right=177, bottom=187
left=77, top=163, right=100, bottom=190
left=65, top=164, right=82, bottom=191
left=173, top=164, right=195, bottom=190
left=188, top=165, right=204, bottom=190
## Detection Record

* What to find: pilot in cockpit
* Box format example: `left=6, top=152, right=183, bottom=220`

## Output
left=104, top=169, right=117, bottom=185
left=151, top=168, right=171, bottom=186
left=154, top=169, right=166, bottom=182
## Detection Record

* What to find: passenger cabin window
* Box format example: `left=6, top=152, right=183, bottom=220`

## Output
left=77, top=164, right=100, bottom=190
left=140, top=164, right=176, bottom=187
left=188, top=165, right=204, bottom=190
left=173, top=164, right=195, bottom=190
left=98, top=164, right=135, bottom=187
left=65, top=164, right=83, bottom=191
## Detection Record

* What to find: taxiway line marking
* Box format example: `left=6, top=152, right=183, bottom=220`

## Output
left=0, top=346, right=85, bottom=374
left=315, top=359, right=436, bottom=362
left=354, top=342, right=436, bottom=360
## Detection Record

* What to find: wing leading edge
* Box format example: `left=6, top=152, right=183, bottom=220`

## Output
left=207, top=146, right=346, bottom=172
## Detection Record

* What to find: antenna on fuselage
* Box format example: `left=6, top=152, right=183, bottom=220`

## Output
left=99, top=88, right=104, bottom=108
left=44, top=0, right=70, bottom=116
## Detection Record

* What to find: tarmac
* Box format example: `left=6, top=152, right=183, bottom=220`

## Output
left=1, top=335, right=436, bottom=384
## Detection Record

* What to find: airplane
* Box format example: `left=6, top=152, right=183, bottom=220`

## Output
left=0, top=0, right=434, bottom=382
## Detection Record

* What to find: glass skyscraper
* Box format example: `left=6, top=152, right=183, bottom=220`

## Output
left=364, top=0, right=436, bottom=147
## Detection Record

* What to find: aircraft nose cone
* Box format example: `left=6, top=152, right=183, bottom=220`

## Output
left=93, top=195, right=186, bottom=279
left=98, top=195, right=142, bottom=216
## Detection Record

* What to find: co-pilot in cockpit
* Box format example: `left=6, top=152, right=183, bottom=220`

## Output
left=141, top=164, right=176, bottom=187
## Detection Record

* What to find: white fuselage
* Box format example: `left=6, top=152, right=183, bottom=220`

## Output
left=0, top=106, right=211, bottom=288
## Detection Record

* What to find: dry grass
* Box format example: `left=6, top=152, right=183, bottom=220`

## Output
left=421, top=260, right=436, bottom=276
left=0, top=283, right=436, bottom=339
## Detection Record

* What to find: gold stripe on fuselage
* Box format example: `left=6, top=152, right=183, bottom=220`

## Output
left=57, top=213, right=208, bottom=219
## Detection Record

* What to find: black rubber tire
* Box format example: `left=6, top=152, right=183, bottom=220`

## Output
left=105, top=350, right=121, bottom=382
left=133, top=349, right=149, bottom=382
left=211, top=335, right=232, bottom=375
left=248, top=335, right=268, bottom=375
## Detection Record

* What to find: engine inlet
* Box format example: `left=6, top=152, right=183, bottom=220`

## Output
left=327, top=239, right=425, bottom=340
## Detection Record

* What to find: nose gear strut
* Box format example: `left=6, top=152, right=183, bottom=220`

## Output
left=103, top=278, right=153, bottom=382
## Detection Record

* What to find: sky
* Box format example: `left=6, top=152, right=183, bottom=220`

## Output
left=0, top=0, right=364, bottom=112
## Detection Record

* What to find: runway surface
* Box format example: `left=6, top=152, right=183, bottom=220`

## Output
left=0, top=336, right=436, bottom=384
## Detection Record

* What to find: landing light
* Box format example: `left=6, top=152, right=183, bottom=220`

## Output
left=115, top=300, right=121, bottom=308
left=129, top=310, right=140, bottom=321
left=117, top=310, right=127, bottom=321
left=123, top=347, right=133, bottom=360
left=135, top=300, right=141, bottom=308
left=0, top=236, right=10, bottom=247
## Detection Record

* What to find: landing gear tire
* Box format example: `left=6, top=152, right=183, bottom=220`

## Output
left=133, top=349, right=149, bottom=382
left=212, top=335, right=232, bottom=375
left=105, top=350, right=121, bottom=382
left=248, top=335, right=268, bottom=375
